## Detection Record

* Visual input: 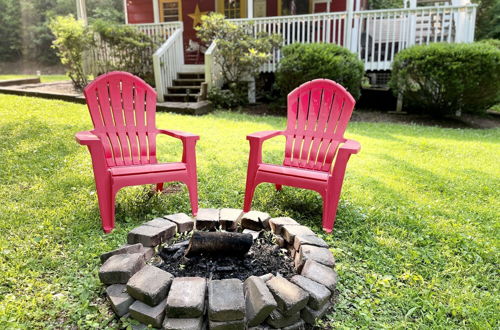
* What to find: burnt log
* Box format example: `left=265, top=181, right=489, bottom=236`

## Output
left=185, top=232, right=253, bottom=257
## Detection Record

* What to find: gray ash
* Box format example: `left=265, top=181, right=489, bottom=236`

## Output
left=157, top=233, right=297, bottom=280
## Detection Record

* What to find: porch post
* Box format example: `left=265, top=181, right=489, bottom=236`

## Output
left=75, top=0, right=88, bottom=25
left=152, top=0, right=160, bottom=23
left=248, top=0, right=254, bottom=18
left=345, top=0, right=354, bottom=51
left=123, top=0, right=128, bottom=24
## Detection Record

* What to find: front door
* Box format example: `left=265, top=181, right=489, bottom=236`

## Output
left=217, top=0, right=247, bottom=18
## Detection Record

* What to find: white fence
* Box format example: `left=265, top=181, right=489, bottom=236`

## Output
left=152, top=28, right=185, bottom=102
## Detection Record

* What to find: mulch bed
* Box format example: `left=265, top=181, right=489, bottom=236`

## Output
left=157, top=232, right=296, bottom=280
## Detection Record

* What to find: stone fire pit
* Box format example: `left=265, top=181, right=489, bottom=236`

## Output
left=98, top=208, right=338, bottom=329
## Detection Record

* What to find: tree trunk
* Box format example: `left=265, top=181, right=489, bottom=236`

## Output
left=185, top=232, right=253, bottom=257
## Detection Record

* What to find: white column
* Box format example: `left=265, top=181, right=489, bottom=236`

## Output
left=153, top=0, right=160, bottom=23
left=76, top=0, right=88, bottom=25
left=248, top=0, right=254, bottom=18
left=345, top=0, right=354, bottom=51
left=123, top=0, right=129, bottom=24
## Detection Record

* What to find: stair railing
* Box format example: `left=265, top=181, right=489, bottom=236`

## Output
left=152, top=27, right=184, bottom=102
left=204, top=41, right=224, bottom=91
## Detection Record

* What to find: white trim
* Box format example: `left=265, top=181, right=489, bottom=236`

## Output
left=75, top=0, right=88, bottom=25
left=248, top=0, right=254, bottom=18
left=153, top=0, right=160, bottom=23
left=123, top=0, right=128, bottom=24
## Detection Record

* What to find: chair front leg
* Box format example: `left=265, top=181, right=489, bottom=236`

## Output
left=323, top=151, right=352, bottom=232
left=243, top=139, right=263, bottom=212
left=182, top=138, right=199, bottom=216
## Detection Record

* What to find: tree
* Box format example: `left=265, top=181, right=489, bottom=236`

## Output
left=475, top=0, right=500, bottom=40
left=0, top=0, right=22, bottom=61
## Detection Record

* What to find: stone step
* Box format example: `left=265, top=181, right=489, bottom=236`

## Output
left=156, top=100, right=212, bottom=116
left=173, top=78, right=205, bottom=86
left=164, top=93, right=198, bottom=102
left=178, top=72, right=205, bottom=80
left=167, top=86, right=201, bottom=94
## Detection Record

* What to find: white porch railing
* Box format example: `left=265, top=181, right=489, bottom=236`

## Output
left=229, top=4, right=477, bottom=72
left=350, top=4, right=477, bottom=70
left=133, top=22, right=183, bottom=43
left=152, top=28, right=184, bottom=102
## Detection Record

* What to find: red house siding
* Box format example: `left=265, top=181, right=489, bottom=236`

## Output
left=182, top=1, right=216, bottom=63
left=267, top=0, right=279, bottom=17
left=126, top=0, right=154, bottom=24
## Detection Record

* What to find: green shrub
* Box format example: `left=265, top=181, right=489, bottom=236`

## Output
left=390, top=42, right=500, bottom=116
left=197, top=13, right=282, bottom=85
left=90, top=20, right=159, bottom=84
left=208, top=83, right=248, bottom=110
left=275, top=43, right=364, bottom=99
left=50, top=15, right=159, bottom=89
left=478, top=38, right=500, bottom=50
left=49, top=15, right=92, bottom=90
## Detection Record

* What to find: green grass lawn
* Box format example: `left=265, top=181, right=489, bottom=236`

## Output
left=0, top=94, right=498, bottom=328
left=0, top=74, right=69, bottom=83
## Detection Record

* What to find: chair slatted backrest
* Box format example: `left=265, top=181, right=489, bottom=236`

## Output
left=283, top=79, right=356, bottom=172
left=84, top=72, right=158, bottom=167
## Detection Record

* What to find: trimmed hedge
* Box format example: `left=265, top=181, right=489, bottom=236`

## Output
left=390, top=42, right=500, bottom=115
left=275, top=43, right=364, bottom=99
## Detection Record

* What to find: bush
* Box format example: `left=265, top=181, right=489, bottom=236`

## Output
left=90, top=20, right=159, bottom=84
left=50, top=15, right=159, bottom=89
left=390, top=42, right=500, bottom=116
left=208, top=83, right=249, bottom=110
left=197, top=13, right=282, bottom=86
left=49, top=15, right=92, bottom=90
left=275, top=43, right=364, bottom=99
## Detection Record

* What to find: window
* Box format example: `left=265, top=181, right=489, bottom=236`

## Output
left=217, top=0, right=247, bottom=18
left=225, top=0, right=241, bottom=18
left=160, top=0, right=181, bottom=22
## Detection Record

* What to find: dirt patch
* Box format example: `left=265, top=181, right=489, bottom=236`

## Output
left=157, top=232, right=296, bottom=280
left=242, top=103, right=500, bottom=129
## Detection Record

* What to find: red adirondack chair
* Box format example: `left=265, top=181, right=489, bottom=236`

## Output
left=243, top=79, right=360, bottom=232
left=76, top=72, right=199, bottom=233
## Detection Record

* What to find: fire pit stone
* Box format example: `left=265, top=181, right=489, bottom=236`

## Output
left=244, top=276, right=278, bottom=326
left=266, top=276, right=309, bottom=316
left=98, top=253, right=145, bottom=284
left=129, top=298, right=167, bottom=328
left=163, top=316, right=204, bottom=330
left=289, top=275, right=331, bottom=310
left=208, top=279, right=246, bottom=322
left=126, top=265, right=173, bottom=306
left=166, top=277, right=207, bottom=318
left=99, top=209, right=338, bottom=329
left=163, top=213, right=195, bottom=232
left=105, top=284, right=134, bottom=317
left=127, top=221, right=176, bottom=247
left=269, top=217, right=299, bottom=235
left=195, top=208, right=220, bottom=231
left=219, top=208, right=244, bottom=231
left=241, top=211, right=271, bottom=231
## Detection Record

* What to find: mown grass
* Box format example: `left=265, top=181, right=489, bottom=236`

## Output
left=0, top=74, right=69, bottom=83
left=0, top=94, right=498, bottom=328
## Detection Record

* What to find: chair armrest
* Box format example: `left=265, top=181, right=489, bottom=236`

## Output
left=338, top=139, right=361, bottom=155
left=157, top=129, right=200, bottom=141
left=247, top=130, right=283, bottom=142
left=75, top=131, right=101, bottom=146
